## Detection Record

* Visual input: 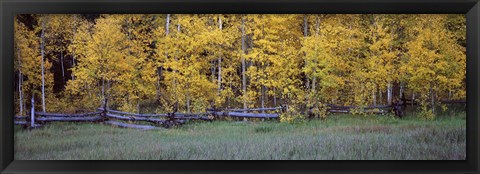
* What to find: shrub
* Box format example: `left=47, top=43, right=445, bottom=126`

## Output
left=279, top=105, right=306, bottom=123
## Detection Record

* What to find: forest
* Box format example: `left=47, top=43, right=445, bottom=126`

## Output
left=14, top=14, right=466, bottom=122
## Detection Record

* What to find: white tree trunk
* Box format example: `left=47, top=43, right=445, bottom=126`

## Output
left=430, top=83, right=435, bottom=114
left=217, top=15, right=222, bottom=95
left=72, top=15, right=77, bottom=81
left=31, top=96, right=35, bottom=128
left=412, top=93, right=415, bottom=107
left=166, top=14, right=170, bottom=35
left=304, top=15, right=310, bottom=92
left=261, top=86, right=265, bottom=113
left=372, top=87, right=377, bottom=106
left=72, top=54, right=75, bottom=81
left=311, top=15, right=320, bottom=94
left=102, top=77, right=105, bottom=105
left=186, top=90, right=190, bottom=113
left=387, top=82, right=392, bottom=105
left=40, top=19, right=46, bottom=112
left=241, top=16, right=247, bottom=110
left=17, top=49, right=23, bottom=115
left=107, top=80, right=111, bottom=109
left=61, top=51, right=65, bottom=82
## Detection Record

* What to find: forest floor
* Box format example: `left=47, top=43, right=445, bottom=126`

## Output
left=15, top=109, right=466, bottom=160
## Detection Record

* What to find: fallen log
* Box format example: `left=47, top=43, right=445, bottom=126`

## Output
left=36, top=116, right=103, bottom=122
left=210, top=111, right=279, bottom=118
left=104, top=121, right=160, bottom=130
left=35, top=111, right=103, bottom=117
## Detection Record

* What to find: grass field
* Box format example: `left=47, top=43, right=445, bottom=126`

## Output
left=14, top=110, right=466, bottom=160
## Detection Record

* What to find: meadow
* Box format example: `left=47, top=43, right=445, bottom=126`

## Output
left=14, top=108, right=466, bottom=160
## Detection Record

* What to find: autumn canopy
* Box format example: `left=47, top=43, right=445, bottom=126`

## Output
left=14, top=14, right=466, bottom=120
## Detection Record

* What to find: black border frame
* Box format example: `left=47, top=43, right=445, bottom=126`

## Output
left=1, top=0, right=479, bottom=173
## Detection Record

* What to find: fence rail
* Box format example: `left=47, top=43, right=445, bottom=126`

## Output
left=36, top=111, right=104, bottom=117
left=36, top=116, right=103, bottom=122
left=210, top=111, right=279, bottom=118
left=97, top=108, right=169, bottom=117
left=207, top=107, right=283, bottom=112
left=105, top=113, right=167, bottom=124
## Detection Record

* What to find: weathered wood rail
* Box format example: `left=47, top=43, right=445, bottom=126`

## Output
left=208, top=107, right=283, bottom=112
left=209, top=111, right=279, bottom=118
left=326, top=104, right=391, bottom=114
left=36, top=116, right=103, bottom=122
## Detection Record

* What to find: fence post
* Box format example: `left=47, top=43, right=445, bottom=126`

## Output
left=102, top=98, right=108, bottom=120
left=30, top=96, right=35, bottom=128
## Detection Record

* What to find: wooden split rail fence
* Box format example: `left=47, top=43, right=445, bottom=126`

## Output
left=14, top=99, right=465, bottom=130
left=14, top=106, right=284, bottom=130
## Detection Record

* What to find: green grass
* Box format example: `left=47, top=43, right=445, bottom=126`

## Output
left=14, top=112, right=466, bottom=160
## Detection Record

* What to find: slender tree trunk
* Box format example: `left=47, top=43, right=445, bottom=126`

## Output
left=217, top=14, right=222, bottom=95
left=174, top=22, right=180, bottom=103
left=412, top=92, right=415, bottom=107
left=72, top=54, right=75, bottom=81
left=137, top=102, right=140, bottom=114
left=387, top=82, right=392, bottom=105
left=211, top=60, right=216, bottom=82
left=241, top=16, right=247, bottom=110
left=311, top=15, right=320, bottom=95
left=30, top=96, right=35, bottom=128
left=228, top=81, right=232, bottom=108
left=304, top=15, right=308, bottom=38
left=61, top=51, right=65, bottom=83
left=102, top=77, right=105, bottom=106
left=166, top=14, right=170, bottom=35
left=72, top=15, right=77, bottom=81
left=304, top=15, right=310, bottom=93
left=186, top=84, right=190, bottom=113
left=157, top=14, right=170, bottom=99
left=273, top=87, right=277, bottom=106
left=430, top=83, right=435, bottom=114
left=400, top=81, right=404, bottom=98
left=17, top=48, right=23, bottom=115
left=156, top=67, right=162, bottom=98
left=379, top=88, right=383, bottom=105
left=261, top=86, right=265, bottom=113
left=107, top=79, right=111, bottom=109
left=40, top=19, right=46, bottom=112
left=373, top=86, right=377, bottom=106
